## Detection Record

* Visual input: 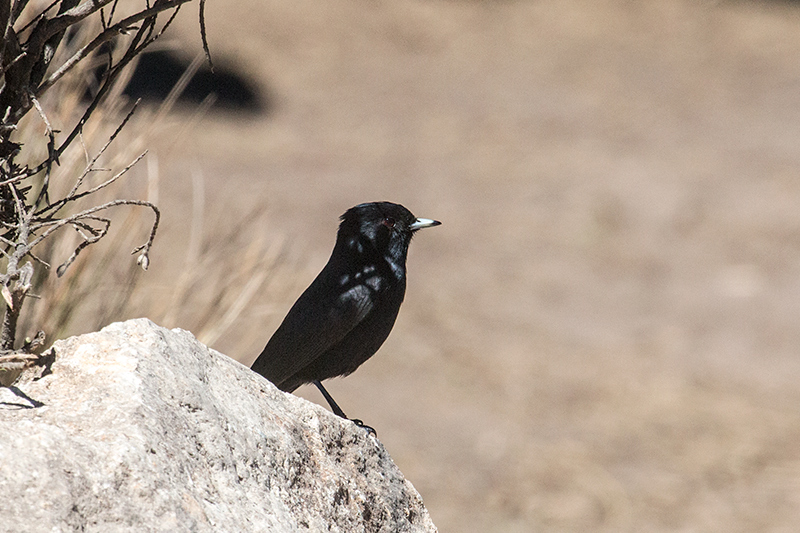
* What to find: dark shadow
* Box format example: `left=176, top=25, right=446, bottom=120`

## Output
left=33, top=349, right=55, bottom=381
left=87, top=47, right=270, bottom=115
left=0, top=386, right=44, bottom=409
left=123, top=50, right=269, bottom=114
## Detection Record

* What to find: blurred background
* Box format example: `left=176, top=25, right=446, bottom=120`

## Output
left=23, top=0, right=800, bottom=531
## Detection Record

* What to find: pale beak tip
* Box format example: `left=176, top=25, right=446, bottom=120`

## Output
left=410, top=218, right=441, bottom=231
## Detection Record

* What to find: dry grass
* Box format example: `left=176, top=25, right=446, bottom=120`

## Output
left=15, top=120, right=296, bottom=356
left=10, top=11, right=297, bottom=357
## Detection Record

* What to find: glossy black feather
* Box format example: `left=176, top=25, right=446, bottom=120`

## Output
left=251, top=202, right=439, bottom=394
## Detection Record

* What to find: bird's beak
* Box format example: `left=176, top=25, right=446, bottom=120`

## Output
left=409, top=218, right=442, bottom=232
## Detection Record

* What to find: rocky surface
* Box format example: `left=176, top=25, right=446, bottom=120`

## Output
left=0, top=319, right=436, bottom=532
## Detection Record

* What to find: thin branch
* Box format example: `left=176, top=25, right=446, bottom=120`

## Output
left=56, top=217, right=112, bottom=276
left=0, top=173, right=29, bottom=187
left=108, top=0, right=121, bottom=24
left=28, top=94, right=54, bottom=143
left=0, top=351, right=40, bottom=370
left=199, top=0, right=212, bottom=70
left=70, top=216, right=111, bottom=239
left=28, top=198, right=160, bottom=265
left=131, top=200, right=159, bottom=240
left=26, top=4, right=183, bottom=179
left=0, top=51, right=26, bottom=77
left=33, top=151, right=147, bottom=222
left=36, top=0, right=117, bottom=42
left=7, top=182, right=26, bottom=228
left=10, top=0, right=29, bottom=21
left=15, top=0, right=60, bottom=35
left=54, top=100, right=140, bottom=212
left=37, top=0, right=193, bottom=94
left=28, top=92, right=56, bottom=210
left=0, top=0, right=13, bottom=55
left=0, top=331, right=47, bottom=369
left=25, top=249, right=49, bottom=268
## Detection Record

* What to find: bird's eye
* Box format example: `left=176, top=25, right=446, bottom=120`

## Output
left=381, top=217, right=396, bottom=229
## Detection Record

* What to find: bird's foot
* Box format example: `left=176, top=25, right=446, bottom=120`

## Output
left=350, top=418, right=377, bottom=436
left=311, top=381, right=377, bottom=436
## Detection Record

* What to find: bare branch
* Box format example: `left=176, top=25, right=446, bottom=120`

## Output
left=0, top=51, right=26, bottom=77
left=0, top=0, right=206, bottom=351
left=37, top=0, right=117, bottom=42
left=71, top=216, right=111, bottom=239
left=28, top=199, right=160, bottom=275
left=0, top=351, right=40, bottom=370
left=199, top=0, right=212, bottom=70
left=15, top=0, right=60, bottom=35
left=39, top=100, right=141, bottom=216
left=25, top=4, right=187, bottom=180
left=56, top=217, right=111, bottom=276
left=0, top=172, right=29, bottom=187
left=108, top=0, right=121, bottom=25
left=0, top=331, right=47, bottom=372
left=37, top=0, right=194, bottom=95
left=33, top=151, right=147, bottom=222
left=25, top=249, right=49, bottom=268
left=29, top=92, right=56, bottom=210
left=0, top=0, right=12, bottom=50
left=8, top=182, right=26, bottom=227
left=10, top=0, right=28, bottom=21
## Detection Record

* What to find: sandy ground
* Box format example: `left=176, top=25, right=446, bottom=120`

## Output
left=62, top=1, right=800, bottom=531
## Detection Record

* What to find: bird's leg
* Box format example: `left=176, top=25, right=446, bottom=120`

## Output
left=313, top=380, right=348, bottom=417
left=312, top=380, right=376, bottom=436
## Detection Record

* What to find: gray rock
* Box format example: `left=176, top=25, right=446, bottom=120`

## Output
left=0, top=319, right=437, bottom=533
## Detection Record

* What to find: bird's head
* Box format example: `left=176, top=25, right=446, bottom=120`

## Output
left=336, top=202, right=440, bottom=275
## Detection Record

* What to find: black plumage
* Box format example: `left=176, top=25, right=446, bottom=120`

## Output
left=251, top=202, right=440, bottom=426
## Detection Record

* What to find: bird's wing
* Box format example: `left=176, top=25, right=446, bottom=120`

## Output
left=251, top=276, right=375, bottom=388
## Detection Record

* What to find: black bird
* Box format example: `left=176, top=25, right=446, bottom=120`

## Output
left=251, top=202, right=440, bottom=430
